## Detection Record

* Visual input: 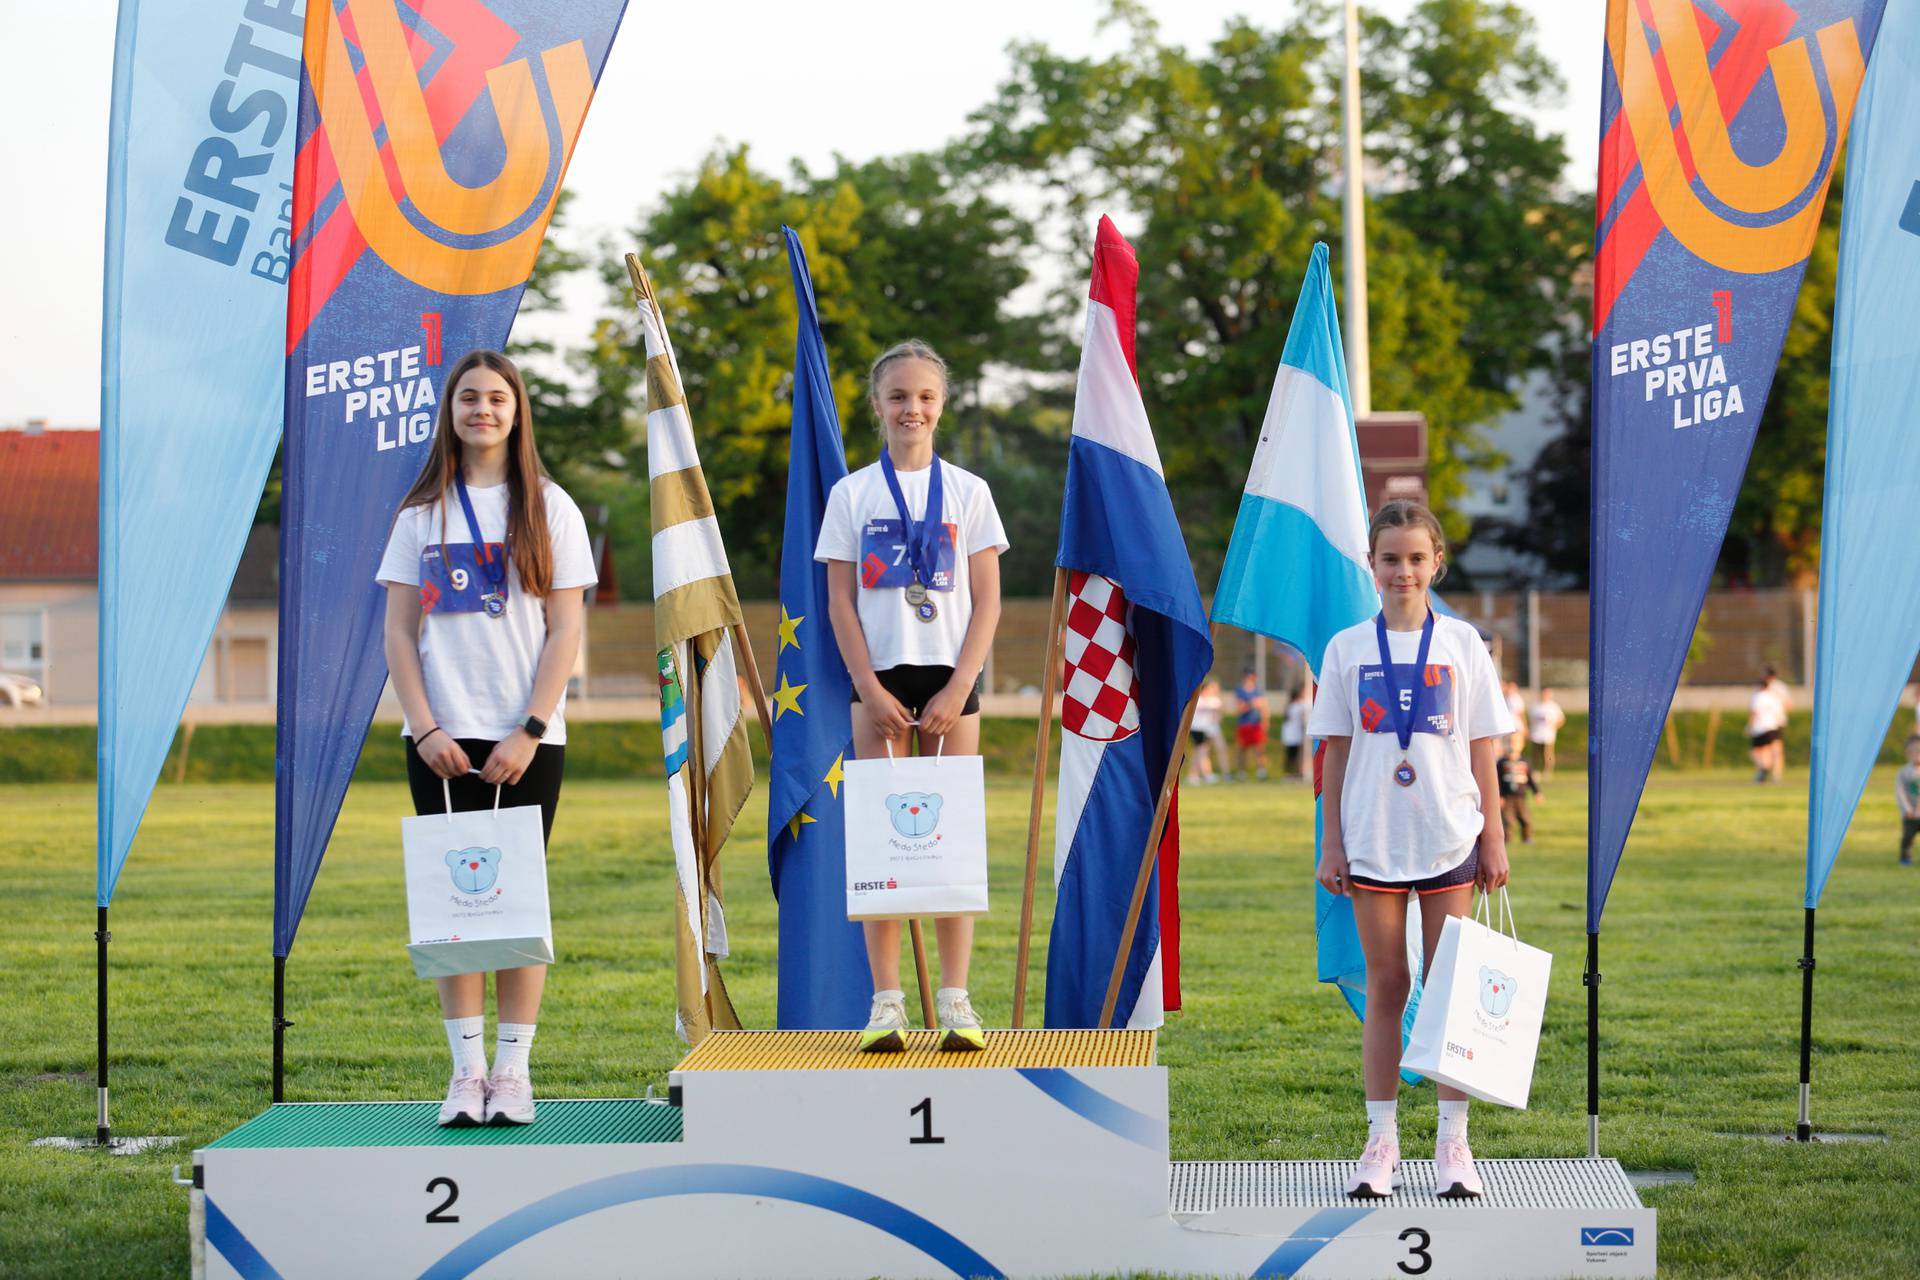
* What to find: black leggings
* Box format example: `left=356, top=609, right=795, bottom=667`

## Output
left=406, top=737, right=566, bottom=843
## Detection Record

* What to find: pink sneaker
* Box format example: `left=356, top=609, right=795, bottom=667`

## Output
left=485, top=1070, right=536, bottom=1126
left=438, top=1073, right=487, bottom=1128
left=1345, top=1134, right=1399, bottom=1198
left=1435, top=1134, right=1484, bottom=1198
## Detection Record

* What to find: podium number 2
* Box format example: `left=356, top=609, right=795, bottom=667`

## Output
left=1397, top=1226, right=1432, bottom=1274
left=425, top=1177, right=460, bottom=1223
left=909, top=1097, right=945, bottom=1145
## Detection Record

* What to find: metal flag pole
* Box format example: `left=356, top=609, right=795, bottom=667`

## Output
left=1341, top=0, right=1372, bottom=419
left=1585, top=929, right=1600, bottom=1158
left=96, top=906, right=110, bottom=1145
left=1795, top=907, right=1817, bottom=1141
left=273, top=955, right=290, bottom=1103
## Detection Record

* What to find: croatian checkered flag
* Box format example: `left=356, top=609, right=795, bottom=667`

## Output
left=1045, top=218, right=1214, bottom=1029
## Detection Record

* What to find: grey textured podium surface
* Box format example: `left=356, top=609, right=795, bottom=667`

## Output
left=1170, top=1158, right=1646, bottom=1212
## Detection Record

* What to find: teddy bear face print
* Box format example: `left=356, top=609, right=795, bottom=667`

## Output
left=885, top=792, right=943, bottom=839
left=446, top=846, right=503, bottom=893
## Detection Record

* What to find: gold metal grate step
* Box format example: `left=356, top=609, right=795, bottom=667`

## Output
left=674, top=1028, right=1156, bottom=1072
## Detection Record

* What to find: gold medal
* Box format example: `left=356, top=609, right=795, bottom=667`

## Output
left=905, top=578, right=928, bottom=607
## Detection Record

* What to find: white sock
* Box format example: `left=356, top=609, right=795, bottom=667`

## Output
left=1438, top=1099, right=1470, bottom=1141
left=1366, top=1099, right=1398, bottom=1142
left=444, top=1016, right=487, bottom=1078
left=936, top=987, right=967, bottom=1003
left=872, top=988, right=905, bottom=1007
left=494, top=1022, right=535, bottom=1077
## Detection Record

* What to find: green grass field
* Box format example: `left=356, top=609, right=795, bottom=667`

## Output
left=5, top=768, right=1917, bottom=1277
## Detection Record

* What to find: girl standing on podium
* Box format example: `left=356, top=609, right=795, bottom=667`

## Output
left=815, top=340, right=1008, bottom=1052
left=378, top=350, right=598, bottom=1126
left=1308, top=500, right=1513, bottom=1198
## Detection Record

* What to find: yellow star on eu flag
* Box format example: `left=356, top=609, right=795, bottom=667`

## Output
left=787, top=809, right=818, bottom=841
left=777, top=606, right=804, bottom=653
left=772, top=672, right=807, bottom=720
left=824, top=753, right=845, bottom=798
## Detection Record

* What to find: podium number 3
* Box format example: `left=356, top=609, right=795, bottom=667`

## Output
left=909, top=1097, right=945, bottom=1145
left=426, top=1177, right=460, bottom=1223
left=1397, top=1226, right=1432, bottom=1274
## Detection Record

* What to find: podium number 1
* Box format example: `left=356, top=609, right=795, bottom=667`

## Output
left=909, top=1097, right=945, bottom=1145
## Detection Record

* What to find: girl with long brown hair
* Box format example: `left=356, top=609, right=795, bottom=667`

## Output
left=376, top=350, right=598, bottom=1126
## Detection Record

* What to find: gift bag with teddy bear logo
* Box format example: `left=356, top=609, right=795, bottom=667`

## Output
left=1400, top=887, right=1551, bottom=1108
left=401, top=776, right=554, bottom=978
left=843, top=741, right=989, bottom=921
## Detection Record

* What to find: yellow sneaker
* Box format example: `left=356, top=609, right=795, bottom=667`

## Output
left=937, top=990, right=986, bottom=1052
left=859, top=993, right=908, bottom=1052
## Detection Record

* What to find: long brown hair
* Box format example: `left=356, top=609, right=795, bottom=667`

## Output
left=397, top=350, right=554, bottom=595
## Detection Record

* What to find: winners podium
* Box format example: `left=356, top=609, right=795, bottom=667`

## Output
left=193, top=1030, right=1655, bottom=1278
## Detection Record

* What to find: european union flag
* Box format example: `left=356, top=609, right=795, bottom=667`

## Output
left=768, top=227, right=870, bottom=1028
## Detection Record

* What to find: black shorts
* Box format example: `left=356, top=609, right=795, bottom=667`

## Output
left=1749, top=728, right=1783, bottom=748
left=406, top=736, right=566, bottom=843
left=851, top=664, right=982, bottom=717
left=1349, top=847, right=1480, bottom=896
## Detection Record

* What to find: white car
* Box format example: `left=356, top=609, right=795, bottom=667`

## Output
left=0, top=673, right=44, bottom=707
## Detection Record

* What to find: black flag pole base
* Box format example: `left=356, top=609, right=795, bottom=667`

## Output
left=273, top=955, right=291, bottom=1103
left=96, top=906, right=111, bottom=1147
left=1795, top=907, right=1817, bottom=1143
left=1584, top=931, right=1601, bottom=1159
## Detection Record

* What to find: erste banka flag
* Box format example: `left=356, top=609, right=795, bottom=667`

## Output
left=637, top=270, right=750, bottom=1045
left=768, top=228, right=870, bottom=1030
left=1210, top=243, right=1391, bottom=1028
left=98, top=0, right=296, bottom=906
left=1806, top=0, right=1920, bottom=909
left=1589, top=0, right=1884, bottom=930
left=273, top=0, right=627, bottom=957
left=1046, top=218, right=1214, bottom=1029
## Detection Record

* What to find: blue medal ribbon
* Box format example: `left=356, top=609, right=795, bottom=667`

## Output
left=879, top=450, right=944, bottom=591
left=1374, top=609, right=1435, bottom=778
left=453, top=469, right=508, bottom=615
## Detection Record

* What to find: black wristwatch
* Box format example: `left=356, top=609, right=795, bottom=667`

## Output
left=522, top=714, right=548, bottom=740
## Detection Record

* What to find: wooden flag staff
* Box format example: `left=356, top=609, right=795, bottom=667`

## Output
left=1095, top=686, right=1201, bottom=1030
left=1012, top=567, right=1070, bottom=1027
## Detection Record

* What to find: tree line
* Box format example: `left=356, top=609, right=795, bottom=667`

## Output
left=514, top=0, right=1836, bottom=597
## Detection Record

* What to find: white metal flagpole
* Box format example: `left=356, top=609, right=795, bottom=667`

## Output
left=1342, top=0, right=1373, bottom=419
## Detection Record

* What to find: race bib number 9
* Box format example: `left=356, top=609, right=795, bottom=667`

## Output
left=1356, top=664, right=1455, bottom=736
left=420, top=542, right=508, bottom=614
left=858, top=519, right=958, bottom=591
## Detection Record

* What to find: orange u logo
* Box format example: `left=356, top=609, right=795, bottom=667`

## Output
left=306, top=0, right=593, bottom=295
left=1608, top=0, right=1865, bottom=274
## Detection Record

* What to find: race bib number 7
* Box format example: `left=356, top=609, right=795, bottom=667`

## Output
left=859, top=519, right=958, bottom=591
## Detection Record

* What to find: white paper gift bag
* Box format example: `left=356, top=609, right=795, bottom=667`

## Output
left=1401, top=889, right=1551, bottom=1108
left=402, top=778, right=554, bottom=978
left=843, top=743, right=990, bottom=921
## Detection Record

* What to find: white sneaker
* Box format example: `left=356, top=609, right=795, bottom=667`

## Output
left=936, top=991, right=986, bottom=1052
left=438, top=1072, right=487, bottom=1127
left=1435, top=1134, right=1484, bottom=1198
left=859, top=993, right=909, bottom=1053
left=485, top=1070, right=535, bottom=1125
left=1345, top=1133, right=1399, bottom=1198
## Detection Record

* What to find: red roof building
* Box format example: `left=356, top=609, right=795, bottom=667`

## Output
left=0, top=428, right=98, bottom=581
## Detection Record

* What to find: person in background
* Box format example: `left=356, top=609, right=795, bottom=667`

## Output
left=1528, top=687, right=1566, bottom=781
left=1504, top=681, right=1528, bottom=760
left=1896, top=734, right=1920, bottom=867
left=1233, top=668, right=1271, bottom=781
left=1187, top=678, right=1226, bottom=785
left=1281, top=683, right=1311, bottom=779
left=1762, top=666, right=1793, bottom=780
left=1747, top=671, right=1788, bottom=784
left=1498, top=740, right=1540, bottom=845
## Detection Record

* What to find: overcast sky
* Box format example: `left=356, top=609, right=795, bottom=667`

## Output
left=0, top=1, right=1602, bottom=426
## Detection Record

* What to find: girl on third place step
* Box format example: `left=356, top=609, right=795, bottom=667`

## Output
left=1308, top=500, right=1514, bottom=1199
left=816, top=340, right=1008, bottom=1053
left=378, top=350, right=598, bottom=1127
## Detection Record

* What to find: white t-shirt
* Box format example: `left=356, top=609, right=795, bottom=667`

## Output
left=376, top=479, right=598, bottom=744
left=1309, top=613, right=1514, bottom=883
left=1748, top=687, right=1787, bottom=736
left=814, top=458, right=1009, bottom=671
left=1528, top=699, right=1565, bottom=743
left=1282, top=698, right=1308, bottom=747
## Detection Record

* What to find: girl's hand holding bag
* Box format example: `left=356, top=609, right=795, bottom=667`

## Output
left=1400, top=888, right=1551, bottom=1108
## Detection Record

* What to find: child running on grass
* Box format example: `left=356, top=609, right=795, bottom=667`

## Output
left=816, top=340, right=1008, bottom=1052
left=378, top=350, right=598, bottom=1127
left=1310, top=500, right=1514, bottom=1200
